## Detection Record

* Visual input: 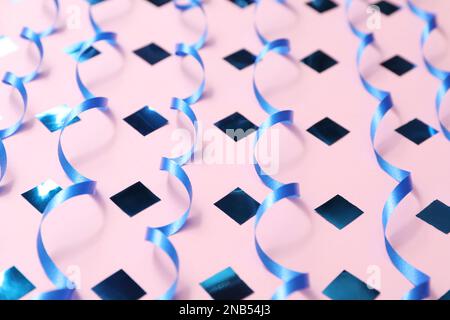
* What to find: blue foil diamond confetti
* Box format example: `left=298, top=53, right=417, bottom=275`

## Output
left=395, top=118, right=438, bottom=145
left=381, top=55, right=416, bottom=76
left=145, top=0, right=172, bottom=7
left=124, top=106, right=168, bottom=136
left=200, top=267, right=253, bottom=300
left=214, top=112, right=258, bottom=142
left=323, top=270, right=380, bottom=300
left=315, top=195, right=364, bottom=229
left=416, top=200, right=450, bottom=234
left=302, top=50, right=338, bottom=73
left=214, top=187, right=260, bottom=225
left=87, top=0, right=105, bottom=5
left=439, top=290, right=450, bottom=300
left=35, top=104, right=81, bottom=132
left=372, top=1, right=400, bottom=16
left=65, top=41, right=101, bottom=63
left=22, top=179, right=62, bottom=214
left=92, top=269, right=146, bottom=300
left=224, top=49, right=256, bottom=70
left=134, top=43, right=171, bottom=65
left=0, top=266, right=35, bottom=300
left=110, top=181, right=161, bottom=217
left=306, top=0, right=338, bottom=13
left=229, top=0, right=254, bottom=9
left=307, top=117, right=349, bottom=145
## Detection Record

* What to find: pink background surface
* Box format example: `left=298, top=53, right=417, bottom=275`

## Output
left=0, top=0, right=449, bottom=299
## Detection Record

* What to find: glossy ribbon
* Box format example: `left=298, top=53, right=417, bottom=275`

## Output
left=34, top=6, right=118, bottom=297
left=145, top=0, right=207, bottom=300
left=406, top=1, right=450, bottom=140
left=88, top=1, right=118, bottom=46
left=252, top=0, right=309, bottom=299
left=0, top=0, right=59, bottom=186
left=345, top=0, right=429, bottom=300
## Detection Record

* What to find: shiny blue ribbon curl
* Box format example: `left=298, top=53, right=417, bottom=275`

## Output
left=35, top=97, right=108, bottom=300
left=0, top=1, right=60, bottom=186
left=406, top=0, right=450, bottom=140
left=345, top=0, right=430, bottom=300
left=75, top=31, right=118, bottom=100
left=35, top=30, right=117, bottom=299
left=88, top=1, right=118, bottom=46
left=20, top=0, right=60, bottom=83
left=0, top=73, right=28, bottom=183
left=144, top=0, right=207, bottom=300
left=252, top=0, right=309, bottom=300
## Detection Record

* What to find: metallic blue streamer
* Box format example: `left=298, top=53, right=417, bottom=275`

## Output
left=34, top=16, right=118, bottom=297
left=406, top=1, right=450, bottom=140
left=0, top=0, right=59, bottom=186
left=144, top=0, right=207, bottom=300
left=252, top=0, right=309, bottom=299
left=345, top=0, right=429, bottom=300
left=88, top=1, right=118, bottom=46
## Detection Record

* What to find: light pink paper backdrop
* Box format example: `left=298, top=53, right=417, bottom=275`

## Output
left=0, top=0, right=449, bottom=299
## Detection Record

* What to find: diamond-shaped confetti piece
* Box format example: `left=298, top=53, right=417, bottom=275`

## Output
left=307, top=117, right=349, bottom=145
left=323, top=270, right=380, bottom=300
left=0, top=266, right=35, bottom=300
left=301, top=50, right=338, bottom=73
left=395, top=118, right=438, bottom=144
left=224, top=49, right=256, bottom=70
left=134, top=43, right=171, bottom=65
left=110, top=182, right=160, bottom=217
left=229, top=0, right=254, bottom=9
left=439, top=290, right=450, bottom=300
left=200, top=267, right=253, bottom=300
left=315, top=195, right=363, bottom=229
left=306, top=0, right=338, bottom=13
left=416, top=200, right=450, bottom=234
left=65, top=41, right=101, bottom=63
left=124, top=106, right=168, bottom=136
left=87, top=0, right=105, bottom=4
left=0, top=35, right=18, bottom=58
left=214, top=187, right=260, bottom=225
left=35, top=104, right=81, bottom=132
left=22, top=180, right=62, bottom=214
left=372, top=1, right=400, bottom=16
left=381, top=55, right=415, bottom=76
left=92, top=269, right=146, bottom=300
left=145, top=0, right=172, bottom=6
left=214, top=112, right=258, bottom=142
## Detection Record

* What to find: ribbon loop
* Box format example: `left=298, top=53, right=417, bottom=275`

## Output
left=407, top=1, right=450, bottom=140
left=251, top=0, right=309, bottom=299
left=144, top=0, right=208, bottom=300
left=345, top=0, right=430, bottom=300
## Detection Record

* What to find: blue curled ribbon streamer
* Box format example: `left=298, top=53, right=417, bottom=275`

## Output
left=345, top=0, right=430, bottom=300
left=88, top=2, right=118, bottom=46
left=406, top=1, right=450, bottom=140
left=0, top=0, right=60, bottom=186
left=34, top=7, right=119, bottom=298
left=252, top=0, right=309, bottom=300
left=144, top=0, right=207, bottom=300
